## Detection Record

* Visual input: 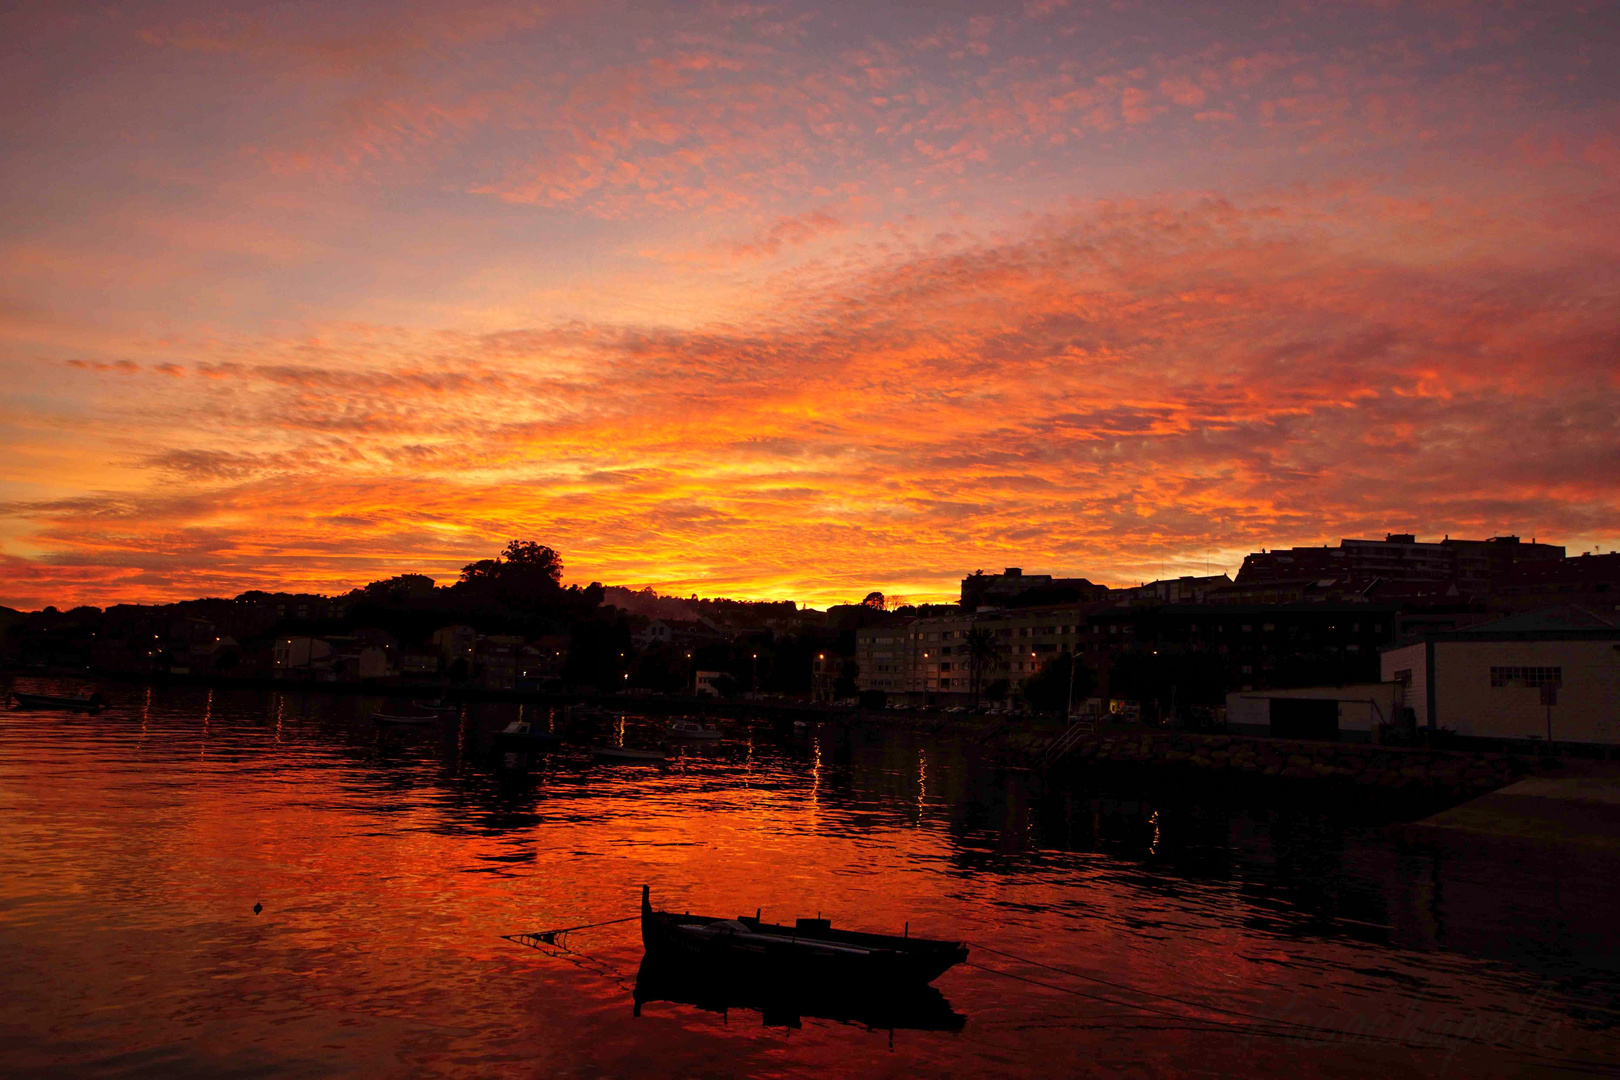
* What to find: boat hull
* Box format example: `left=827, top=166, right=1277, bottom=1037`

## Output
left=639, top=887, right=966, bottom=987
left=667, top=724, right=722, bottom=740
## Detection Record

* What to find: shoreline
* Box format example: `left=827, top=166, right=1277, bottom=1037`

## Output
left=0, top=665, right=858, bottom=721
left=13, top=667, right=1619, bottom=841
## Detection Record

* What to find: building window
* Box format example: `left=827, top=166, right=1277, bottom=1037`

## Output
left=1490, top=666, right=1562, bottom=689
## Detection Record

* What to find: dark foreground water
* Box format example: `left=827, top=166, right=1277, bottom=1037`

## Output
left=1, top=680, right=1616, bottom=1078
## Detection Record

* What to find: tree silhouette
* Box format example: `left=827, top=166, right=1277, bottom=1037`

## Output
left=457, top=541, right=564, bottom=608
left=963, top=627, right=998, bottom=706
left=1022, top=653, right=1096, bottom=716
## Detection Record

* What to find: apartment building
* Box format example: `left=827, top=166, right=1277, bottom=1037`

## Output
left=856, top=605, right=1102, bottom=701
left=858, top=602, right=1399, bottom=704
left=1237, top=534, right=1564, bottom=597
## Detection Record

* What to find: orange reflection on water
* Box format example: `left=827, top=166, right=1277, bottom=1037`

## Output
left=0, top=683, right=1613, bottom=1078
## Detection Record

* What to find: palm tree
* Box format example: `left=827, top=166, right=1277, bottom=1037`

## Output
left=964, top=627, right=998, bottom=707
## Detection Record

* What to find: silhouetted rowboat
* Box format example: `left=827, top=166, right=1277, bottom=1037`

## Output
left=12, top=691, right=104, bottom=711
left=373, top=711, right=439, bottom=726
left=494, top=719, right=561, bottom=749
left=412, top=699, right=458, bottom=712
left=592, top=746, right=666, bottom=762
left=639, top=886, right=967, bottom=987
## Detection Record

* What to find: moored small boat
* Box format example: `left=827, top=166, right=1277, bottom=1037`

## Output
left=494, top=719, right=561, bottom=749
left=667, top=719, right=721, bottom=740
left=373, top=710, right=439, bottom=726
left=592, top=746, right=666, bottom=763
left=412, top=699, right=458, bottom=712
left=12, top=691, right=104, bottom=712
left=639, top=886, right=966, bottom=988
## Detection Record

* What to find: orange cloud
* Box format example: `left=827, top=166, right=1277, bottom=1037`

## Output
left=5, top=181, right=1619, bottom=610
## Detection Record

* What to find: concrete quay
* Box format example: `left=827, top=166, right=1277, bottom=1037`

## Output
left=1403, top=763, right=1620, bottom=851
left=1022, top=729, right=1535, bottom=798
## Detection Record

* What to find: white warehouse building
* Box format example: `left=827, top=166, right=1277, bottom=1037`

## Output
left=1380, top=606, right=1620, bottom=745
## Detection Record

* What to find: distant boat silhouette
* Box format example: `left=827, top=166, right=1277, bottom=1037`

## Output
left=667, top=719, right=722, bottom=740
left=12, top=691, right=104, bottom=712
left=373, top=709, right=439, bottom=726
left=494, top=719, right=561, bottom=750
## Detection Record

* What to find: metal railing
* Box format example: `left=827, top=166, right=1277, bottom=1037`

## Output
left=1036, top=716, right=1096, bottom=770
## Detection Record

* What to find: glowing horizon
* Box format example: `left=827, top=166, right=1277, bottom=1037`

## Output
left=3, top=1, right=1618, bottom=611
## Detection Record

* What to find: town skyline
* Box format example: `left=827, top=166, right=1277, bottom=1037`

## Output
left=6, top=527, right=1611, bottom=615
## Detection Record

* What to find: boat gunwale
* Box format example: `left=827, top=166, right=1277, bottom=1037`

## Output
left=654, top=910, right=963, bottom=955
left=640, top=887, right=968, bottom=983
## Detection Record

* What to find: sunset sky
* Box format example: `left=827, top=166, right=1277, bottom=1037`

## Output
left=2, top=0, right=1618, bottom=610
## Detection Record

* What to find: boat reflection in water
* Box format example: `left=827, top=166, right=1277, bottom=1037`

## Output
left=631, top=954, right=966, bottom=1033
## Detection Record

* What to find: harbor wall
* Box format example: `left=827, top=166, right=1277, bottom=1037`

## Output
left=1012, top=729, right=1534, bottom=798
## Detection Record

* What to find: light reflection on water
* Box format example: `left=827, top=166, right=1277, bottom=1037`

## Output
left=0, top=680, right=1616, bottom=1078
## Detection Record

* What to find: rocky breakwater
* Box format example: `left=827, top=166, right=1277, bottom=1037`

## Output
left=1036, top=731, right=1532, bottom=798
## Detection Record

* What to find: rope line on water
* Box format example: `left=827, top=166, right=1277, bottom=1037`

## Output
left=504, top=913, right=638, bottom=946
left=503, top=931, right=635, bottom=992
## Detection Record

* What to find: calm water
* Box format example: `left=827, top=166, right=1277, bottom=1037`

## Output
left=1, top=680, right=1616, bottom=1078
